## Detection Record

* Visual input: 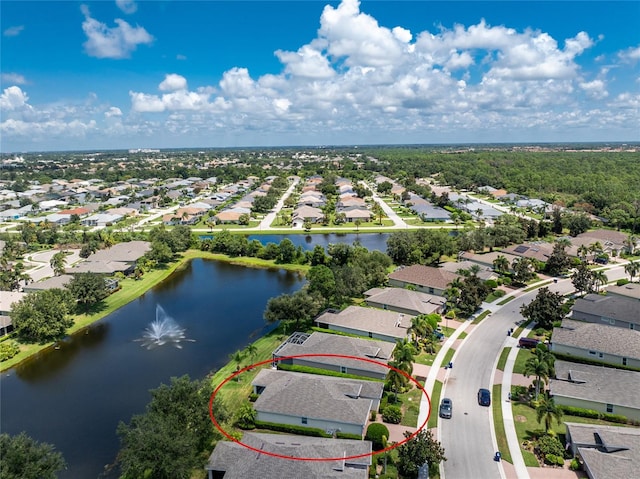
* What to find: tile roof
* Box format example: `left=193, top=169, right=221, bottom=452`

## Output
left=252, top=369, right=383, bottom=427
left=550, top=360, right=640, bottom=410
left=551, top=319, right=640, bottom=361
left=206, top=432, right=371, bottom=478
left=388, top=265, right=461, bottom=290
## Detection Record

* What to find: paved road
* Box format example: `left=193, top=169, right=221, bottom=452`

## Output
left=257, top=176, right=300, bottom=230
left=440, top=263, right=628, bottom=479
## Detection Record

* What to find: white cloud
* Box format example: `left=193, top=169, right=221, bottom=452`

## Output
left=1, top=73, right=27, bottom=85
left=176, top=54, right=187, bottom=61
left=81, top=5, right=153, bottom=59
left=618, top=45, right=640, bottom=63
left=275, top=45, right=335, bottom=79
left=3, top=25, right=24, bottom=37
left=159, top=74, right=188, bottom=92
left=579, top=79, right=608, bottom=100
left=105, top=106, right=122, bottom=117
left=116, top=0, right=137, bottom=14
left=0, top=86, right=29, bottom=110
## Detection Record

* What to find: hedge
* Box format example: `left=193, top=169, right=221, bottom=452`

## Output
left=277, top=363, right=382, bottom=382
left=336, top=432, right=362, bottom=440
left=382, top=405, right=402, bottom=424
left=254, top=420, right=332, bottom=438
left=557, top=405, right=629, bottom=424
left=551, top=352, right=640, bottom=372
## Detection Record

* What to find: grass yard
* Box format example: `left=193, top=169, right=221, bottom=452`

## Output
left=398, top=381, right=425, bottom=427
left=512, top=347, right=533, bottom=375
left=428, top=380, right=443, bottom=428
left=492, top=384, right=513, bottom=464
left=497, top=347, right=511, bottom=371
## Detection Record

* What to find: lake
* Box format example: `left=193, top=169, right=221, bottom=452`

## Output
left=0, top=259, right=303, bottom=479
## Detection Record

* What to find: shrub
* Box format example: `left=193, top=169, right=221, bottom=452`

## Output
left=336, top=432, right=362, bottom=440
left=544, top=454, right=564, bottom=466
left=493, top=289, right=506, bottom=298
left=382, top=405, right=402, bottom=424
left=569, top=457, right=581, bottom=470
left=253, top=421, right=331, bottom=438
left=0, top=341, right=20, bottom=361
left=485, top=279, right=498, bottom=289
left=502, top=277, right=512, bottom=286
left=536, top=434, right=565, bottom=459
left=370, top=410, right=377, bottom=421
left=616, top=278, right=630, bottom=286
left=365, top=423, right=390, bottom=451
left=378, top=395, right=389, bottom=413
left=557, top=405, right=629, bottom=424
left=248, top=393, right=259, bottom=402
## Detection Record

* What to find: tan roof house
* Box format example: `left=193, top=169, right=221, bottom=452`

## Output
left=388, top=265, right=461, bottom=296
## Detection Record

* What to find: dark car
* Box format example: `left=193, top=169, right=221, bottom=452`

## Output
left=478, top=388, right=491, bottom=406
left=439, top=398, right=453, bottom=419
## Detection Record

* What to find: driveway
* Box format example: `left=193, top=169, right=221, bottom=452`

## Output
left=24, top=248, right=81, bottom=283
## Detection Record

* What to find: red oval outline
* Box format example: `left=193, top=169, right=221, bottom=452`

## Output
left=209, top=353, right=430, bottom=462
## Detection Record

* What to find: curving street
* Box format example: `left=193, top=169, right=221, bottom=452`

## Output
left=438, top=264, right=628, bottom=479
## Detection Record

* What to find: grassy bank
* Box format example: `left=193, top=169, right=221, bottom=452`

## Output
left=1, top=250, right=308, bottom=372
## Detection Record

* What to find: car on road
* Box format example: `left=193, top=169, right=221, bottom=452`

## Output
left=439, top=398, right=453, bottom=419
left=477, top=388, right=491, bottom=406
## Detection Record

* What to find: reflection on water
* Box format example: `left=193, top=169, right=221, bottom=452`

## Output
left=15, top=323, right=109, bottom=382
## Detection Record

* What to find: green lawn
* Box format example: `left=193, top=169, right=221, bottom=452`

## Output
left=497, top=296, right=515, bottom=306
left=428, top=380, right=443, bottom=428
left=492, top=384, right=513, bottom=464
left=497, top=347, right=511, bottom=371
left=513, top=347, right=533, bottom=375
left=398, top=381, right=425, bottom=427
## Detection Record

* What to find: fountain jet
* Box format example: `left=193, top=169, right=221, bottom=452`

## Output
left=136, top=304, right=194, bottom=349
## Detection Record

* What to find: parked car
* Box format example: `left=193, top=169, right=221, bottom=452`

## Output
left=518, top=337, right=540, bottom=349
left=478, top=388, right=491, bottom=406
left=439, top=398, right=453, bottom=419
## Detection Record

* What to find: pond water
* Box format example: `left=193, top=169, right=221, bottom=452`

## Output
left=0, top=259, right=303, bottom=479
left=201, top=232, right=391, bottom=252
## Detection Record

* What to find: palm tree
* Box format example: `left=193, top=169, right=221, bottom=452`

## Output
left=493, top=255, right=510, bottom=274
left=625, top=260, right=640, bottom=282
left=535, top=393, right=563, bottom=433
left=386, top=359, right=407, bottom=395
left=243, top=343, right=258, bottom=365
left=392, top=338, right=416, bottom=379
left=354, top=218, right=362, bottom=232
left=523, top=355, right=551, bottom=400
left=591, top=270, right=608, bottom=292
left=229, top=350, right=245, bottom=379
left=577, top=244, right=590, bottom=263
left=623, top=234, right=637, bottom=256
left=50, top=251, right=66, bottom=276
left=555, top=237, right=571, bottom=249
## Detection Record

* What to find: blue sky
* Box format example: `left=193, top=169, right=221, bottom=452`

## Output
left=1, top=0, right=639, bottom=152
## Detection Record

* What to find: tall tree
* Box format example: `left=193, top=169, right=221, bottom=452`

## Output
left=263, top=289, right=323, bottom=333
left=11, top=289, right=74, bottom=343
left=397, top=429, right=447, bottom=478
left=624, top=260, right=640, bottom=282
left=67, top=273, right=109, bottom=312
left=49, top=251, right=67, bottom=276
left=0, top=432, right=66, bottom=479
left=520, top=287, right=565, bottom=330
left=535, top=394, right=563, bottom=433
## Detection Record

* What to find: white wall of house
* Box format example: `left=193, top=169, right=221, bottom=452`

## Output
left=551, top=344, right=640, bottom=369
left=319, top=323, right=401, bottom=344
left=255, top=411, right=365, bottom=436
left=387, top=279, right=445, bottom=296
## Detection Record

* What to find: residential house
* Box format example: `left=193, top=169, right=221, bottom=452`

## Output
left=0, top=291, right=27, bottom=336
left=439, top=260, right=498, bottom=281
left=272, top=331, right=394, bottom=380
left=502, top=242, right=554, bottom=263
left=388, top=265, right=461, bottom=296
left=564, top=422, right=640, bottom=479
left=81, top=213, right=124, bottom=227
left=66, top=241, right=150, bottom=275
left=570, top=294, right=639, bottom=330
left=340, top=206, right=372, bottom=223
left=605, top=282, right=640, bottom=301
left=550, top=360, right=640, bottom=422
left=23, top=275, right=73, bottom=293
left=550, top=319, right=640, bottom=369
left=576, top=229, right=635, bottom=255
left=364, top=287, right=445, bottom=316
left=314, top=305, right=411, bottom=343
left=292, top=205, right=324, bottom=223
left=251, top=369, right=383, bottom=437
left=214, top=207, right=251, bottom=224
left=205, top=432, right=371, bottom=479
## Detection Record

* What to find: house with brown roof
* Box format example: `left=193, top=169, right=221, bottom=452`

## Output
left=502, top=242, right=554, bottom=263
left=388, top=265, right=461, bottom=296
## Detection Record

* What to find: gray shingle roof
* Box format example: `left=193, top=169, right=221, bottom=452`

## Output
left=550, top=360, right=640, bottom=410
left=273, top=331, right=394, bottom=375
left=315, top=305, right=411, bottom=341
left=252, top=369, right=383, bottom=427
left=87, top=241, right=151, bottom=262
left=206, top=432, right=371, bottom=478
left=605, top=282, right=640, bottom=300
left=551, top=319, right=640, bottom=361
left=565, top=422, right=640, bottom=479
left=364, top=287, right=444, bottom=315
left=571, top=294, right=640, bottom=325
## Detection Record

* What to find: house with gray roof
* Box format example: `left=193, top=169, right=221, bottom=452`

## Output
left=388, top=265, right=461, bottom=296
left=0, top=291, right=27, bottom=336
left=66, top=241, right=150, bottom=275
left=314, top=305, right=411, bottom=343
left=251, top=369, right=383, bottom=437
left=205, top=432, right=371, bottom=479
left=272, top=331, right=393, bottom=380
left=605, top=282, right=640, bottom=301
left=551, top=319, right=640, bottom=369
left=550, top=360, right=640, bottom=422
left=23, top=274, right=73, bottom=293
left=564, top=422, right=640, bottom=479
left=364, top=287, right=445, bottom=316
left=570, top=294, right=640, bottom=330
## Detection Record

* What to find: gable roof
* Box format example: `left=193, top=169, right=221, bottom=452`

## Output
left=87, top=241, right=151, bottom=263
left=388, top=265, right=461, bottom=290
left=605, top=282, right=640, bottom=300
left=252, top=369, right=383, bottom=427
left=315, top=305, right=411, bottom=341
left=571, top=294, right=640, bottom=325
left=550, top=360, right=640, bottom=410
left=551, top=319, right=640, bottom=361
left=565, top=422, right=640, bottom=479
left=273, top=331, right=394, bottom=375
left=206, top=432, right=371, bottom=479
left=364, top=287, right=445, bottom=315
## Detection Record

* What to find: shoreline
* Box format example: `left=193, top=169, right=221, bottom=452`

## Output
left=0, top=250, right=308, bottom=373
